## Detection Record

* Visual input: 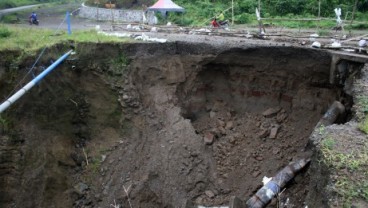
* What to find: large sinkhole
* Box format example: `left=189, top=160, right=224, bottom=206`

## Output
left=174, top=47, right=350, bottom=207
left=0, top=44, right=358, bottom=208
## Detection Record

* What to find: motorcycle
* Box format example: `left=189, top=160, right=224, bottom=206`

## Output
left=29, top=18, right=39, bottom=25
left=211, top=19, right=229, bottom=29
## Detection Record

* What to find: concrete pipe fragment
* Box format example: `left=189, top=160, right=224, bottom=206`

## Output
left=317, top=101, right=345, bottom=127
left=245, top=158, right=310, bottom=208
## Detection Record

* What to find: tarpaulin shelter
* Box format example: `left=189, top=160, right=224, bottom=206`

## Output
left=148, top=0, right=185, bottom=17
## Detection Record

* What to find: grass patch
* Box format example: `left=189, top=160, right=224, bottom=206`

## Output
left=321, top=135, right=335, bottom=150
left=334, top=177, right=368, bottom=208
left=0, top=13, right=21, bottom=24
left=321, top=136, right=368, bottom=206
left=0, top=0, right=81, bottom=9
left=88, top=156, right=102, bottom=173
left=0, top=115, right=11, bottom=133
left=357, top=96, right=368, bottom=134
left=359, top=116, right=368, bottom=134
left=0, top=25, right=12, bottom=38
left=114, top=53, right=130, bottom=66
left=357, top=96, right=368, bottom=115
left=0, top=25, right=128, bottom=52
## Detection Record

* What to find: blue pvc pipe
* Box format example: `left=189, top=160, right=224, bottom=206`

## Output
left=33, top=50, right=73, bottom=83
left=0, top=50, right=73, bottom=113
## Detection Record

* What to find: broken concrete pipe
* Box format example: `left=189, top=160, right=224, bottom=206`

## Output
left=245, top=158, right=310, bottom=208
left=316, top=101, right=345, bottom=127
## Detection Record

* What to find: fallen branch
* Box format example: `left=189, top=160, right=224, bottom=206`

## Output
left=110, top=200, right=120, bottom=208
left=123, top=184, right=133, bottom=208
left=82, top=147, right=89, bottom=166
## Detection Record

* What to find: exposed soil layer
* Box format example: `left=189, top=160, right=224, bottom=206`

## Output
left=0, top=42, right=357, bottom=208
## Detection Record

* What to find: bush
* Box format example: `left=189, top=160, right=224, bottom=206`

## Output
left=355, top=12, right=368, bottom=21
left=234, top=13, right=253, bottom=24
left=0, top=0, right=16, bottom=9
left=0, top=14, right=20, bottom=24
left=0, top=26, right=12, bottom=38
left=237, top=0, right=258, bottom=14
left=169, top=14, right=193, bottom=26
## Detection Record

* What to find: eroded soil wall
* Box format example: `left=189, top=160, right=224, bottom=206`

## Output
left=0, top=43, right=347, bottom=208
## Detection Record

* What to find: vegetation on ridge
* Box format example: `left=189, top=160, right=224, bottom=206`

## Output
left=82, top=0, right=368, bottom=27
left=0, top=25, right=128, bottom=52
left=0, top=0, right=80, bottom=9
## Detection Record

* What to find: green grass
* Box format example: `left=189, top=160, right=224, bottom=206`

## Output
left=321, top=136, right=368, bottom=206
left=0, top=25, right=128, bottom=52
left=357, top=96, right=368, bottom=115
left=0, top=0, right=81, bottom=9
left=321, top=135, right=335, bottom=150
left=359, top=116, right=368, bottom=134
left=0, top=26, right=12, bottom=38
left=0, top=115, right=10, bottom=132
left=0, top=13, right=21, bottom=24
left=357, top=96, right=368, bottom=134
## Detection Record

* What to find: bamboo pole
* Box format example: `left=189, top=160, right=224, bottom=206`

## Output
left=261, top=17, right=322, bottom=21
left=258, top=0, right=261, bottom=13
left=261, top=17, right=368, bottom=24
left=110, top=0, right=114, bottom=24
left=232, top=0, right=234, bottom=25
left=317, top=0, right=321, bottom=29
left=350, top=0, right=358, bottom=27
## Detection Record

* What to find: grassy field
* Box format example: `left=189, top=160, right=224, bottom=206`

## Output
left=0, top=0, right=82, bottom=9
left=0, top=25, right=127, bottom=52
left=0, top=0, right=38, bottom=9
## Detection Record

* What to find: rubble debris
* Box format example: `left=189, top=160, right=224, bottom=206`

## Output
left=217, top=119, right=225, bottom=127
left=98, top=31, right=132, bottom=38
left=218, top=126, right=226, bottom=135
left=269, top=126, right=279, bottom=139
left=257, top=129, right=269, bottom=138
left=205, top=190, right=215, bottom=198
left=262, top=107, right=281, bottom=117
left=330, top=41, right=342, bottom=49
left=151, top=27, right=158, bottom=32
left=74, top=182, right=89, bottom=195
left=225, top=121, right=234, bottom=130
left=204, top=132, right=215, bottom=145
left=276, top=112, right=288, bottom=123
left=358, top=39, right=367, bottom=47
left=311, top=41, right=321, bottom=48
left=252, top=171, right=261, bottom=177
left=134, top=33, right=167, bottom=43
left=210, top=111, right=216, bottom=118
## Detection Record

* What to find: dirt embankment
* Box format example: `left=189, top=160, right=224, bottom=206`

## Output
left=0, top=42, right=363, bottom=208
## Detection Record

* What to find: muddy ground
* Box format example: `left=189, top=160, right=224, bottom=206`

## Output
left=1, top=3, right=368, bottom=208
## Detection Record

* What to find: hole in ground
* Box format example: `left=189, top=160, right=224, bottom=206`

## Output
left=176, top=47, right=351, bottom=206
left=0, top=45, right=358, bottom=208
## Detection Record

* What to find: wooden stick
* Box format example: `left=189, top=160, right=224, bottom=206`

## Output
left=82, top=147, right=89, bottom=166
left=123, top=184, right=133, bottom=208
